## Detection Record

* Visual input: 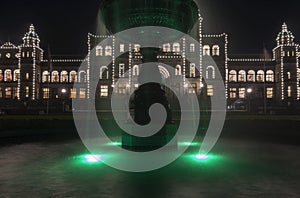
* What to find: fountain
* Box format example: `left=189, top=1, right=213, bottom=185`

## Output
left=98, top=0, right=198, bottom=151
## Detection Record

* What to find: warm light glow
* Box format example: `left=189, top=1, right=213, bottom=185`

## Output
left=61, top=88, right=67, bottom=93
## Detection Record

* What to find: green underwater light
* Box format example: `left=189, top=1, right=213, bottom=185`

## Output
left=72, top=154, right=103, bottom=166
left=84, top=154, right=102, bottom=163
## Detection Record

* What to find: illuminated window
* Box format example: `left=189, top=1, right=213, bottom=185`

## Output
left=5, top=87, right=12, bottom=99
left=203, top=45, right=210, bottom=56
left=105, top=46, right=112, bottom=56
left=96, top=45, right=103, bottom=56
left=163, top=43, right=171, bottom=52
left=100, top=85, right=109, bottom=97
left=0, top=87, right=2, bottom=98
left=239, top=88, right=246, bottom=99
left=52, top=71, right=59, bottom=82
left=70, top=88, right=76, bottom=99
left=14, top=70, right=20, bottom=81
left=69, top=71, right=77, bottom=83
left=118, top=84, right=126, bottom=94
left=79, top=71, right=87, bottom=83
left=190, top=44, right=195, bottom=52
left=42, top=71, right=50, bottom=83
left=120, top=44, right=125, bottom=53
left=119, top=63, right=125, bottom=78
left=13, top=87, right=18, bottom=99
left=266, top=88, right=273, bottom=99
left=206, top=66, right=215, bottom=79
left=229, top=70, right=237, bottom=82
left=175, top=65, right=182, bottom=76
left=60, top=71, right=68, bottom=82
left=298, top=69, right=300, bottom=79
left=238, top=70, right=246, bottom=82
left=247, top=70, right=255, bottom=82
left=43, top=88, right=50, bottom=99
left=188, top=83, right=197, bottom=94
left=25, top=86, right=30, bottom=98
left=257, top=70, right=265, bottom=82
left=132, top=65, right=139, bottom=76
left=79, top=88, right=86, bottom=99
left=212, top=45, right=220, bottom=56
left=134, top=44, right=141, bottom=52
left=190, top=63, right=196, bottom=77
left=4, top=70, right=12, bottom=81
left=266, top=70, right=274, bottom=82
left=173, top=43, right=180, bottom=53
left=26, top=73, right=30, bottom=80
left=288, top=86, right=292, bottom=98
left=0, top=70, right=2, bottom=81
left=207, top=85, right=213, bottom=96
left=287, top=72, right=291, bottom=80
left=298, top=87, right=300, bottom=98
left=230, top=88, right=237, bottom=98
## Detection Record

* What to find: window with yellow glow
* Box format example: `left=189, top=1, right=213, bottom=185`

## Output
left=100, top=85, right=109, bottom=97
left=207, top=85, right=213, bottom=96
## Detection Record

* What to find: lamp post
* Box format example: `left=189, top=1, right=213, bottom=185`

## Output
left=247, top=88, right=253, bottom=113
left=61, top=88, right=67, bottom=113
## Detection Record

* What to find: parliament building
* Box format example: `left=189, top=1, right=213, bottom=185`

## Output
left=0, top=13, right=300, bottom=114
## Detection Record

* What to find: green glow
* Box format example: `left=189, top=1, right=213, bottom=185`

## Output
left=178, top=142, right=201, bottom=147
left=72, top=154, right=103, bottom=166
left=195, top=154, right=209, bottom=160
left=106, top=142, right=122, bottom=146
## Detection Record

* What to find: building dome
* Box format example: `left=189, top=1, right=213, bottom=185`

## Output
left=276, top=23, right=295, bottom=46
left=22, top=24, right=40, bottom=47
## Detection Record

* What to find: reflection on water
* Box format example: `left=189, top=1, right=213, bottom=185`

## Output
left=0, top=138, right=300, bottom=197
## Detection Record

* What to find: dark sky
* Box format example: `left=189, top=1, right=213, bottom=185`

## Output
left=1, top=0, right=300, bottom=56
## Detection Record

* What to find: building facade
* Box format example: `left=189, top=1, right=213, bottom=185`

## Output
left=0, top=15, right=300, bottom=113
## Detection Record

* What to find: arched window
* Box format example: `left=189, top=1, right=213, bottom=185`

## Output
left=96, top=45, right=103, bottom=56
left=134, top=44, right=141, bottom=52
left=247, top=70, right=255, bottom=82
left=190, top=63, right=196, bottom=77
left=100, top=66, right=109, bottom=80
left=229, top=70, right=237, bottom=82
left=287, top=72, right=291, bottom=80
left=13, top=69, right=20, bottom=81
left=4, top=69, right=12, bottom=82
left=61, top=71, right=68, bottom=82
left=70, top=71, right=77, bottom=83
left=52, top=71, right=59, bottom=82
left=173, top=43, right=180, bottom=53
left=79, top=71, right=87, bottom=83
left=257, top=70, right=265, bottom=82
left=42, top=71, right=50, bottom=83
left=175, top=65, right=182, bottom=76
left=163, top=43, right=171, bottom=52
left=105, top=46, right=112, bottom=56
left=266, top=70, right=274, bottom=82
left=132, top=65, right=139, bottom=76
left=0, top=70, right=3, bottom=81
left=158, top=66, right=170, bottom=79
left=238, top=70, right=246, bottom=82
left=206, top=66, right=215, bottom=79
left=190, top=44, right=195, bottom=53
left=203, top=45, right=210, bottom=56
left=212, top=45, right=220, bottom=56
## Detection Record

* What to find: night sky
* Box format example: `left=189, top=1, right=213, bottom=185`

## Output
left=1, top=0, right=300, bottom=56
